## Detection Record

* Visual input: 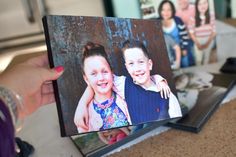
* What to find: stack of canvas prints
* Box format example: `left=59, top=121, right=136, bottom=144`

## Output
left=43, top=15, right=182, bottom=156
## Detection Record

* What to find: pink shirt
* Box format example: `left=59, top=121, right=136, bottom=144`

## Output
left=188, top=13, right=216, bottom=38
left=176, top=4, right=195, bottom=27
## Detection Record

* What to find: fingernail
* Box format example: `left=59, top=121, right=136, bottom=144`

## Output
left=54, top=66, right=64, bottom=73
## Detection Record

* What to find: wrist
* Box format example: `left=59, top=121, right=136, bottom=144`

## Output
left=0, top=85, right=24, bottom=131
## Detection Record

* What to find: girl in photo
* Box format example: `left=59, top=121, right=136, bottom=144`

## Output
left=188, top=0, right=216, bottom=65
left=75, top=42, right=131, bottom=133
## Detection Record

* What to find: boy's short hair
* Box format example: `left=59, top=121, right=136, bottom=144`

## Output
left=121, top=40, right=151, bottom=59
left=158, top=0, right=176, bottom=19
left=81, top=42, right=112, bottom=74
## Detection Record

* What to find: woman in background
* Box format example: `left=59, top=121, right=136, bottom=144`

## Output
left=158, top=0, right=192, bottom=68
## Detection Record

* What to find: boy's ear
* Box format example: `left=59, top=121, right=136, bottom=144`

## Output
left=148, top=59, right=153, bottom=70
left=83, top=75, right=90, bottom=86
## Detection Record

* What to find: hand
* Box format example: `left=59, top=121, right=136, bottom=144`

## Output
left=171, top=61, right=180, bottom=70
left=74, top=103, right=89, bottom=132
left=210, top=32, right=216, bottom=39
left=0, top=54, right=64, bottom=118
left=196, top=42, right=204, bottom=50
left=158, top=80, right=171, bottom=99
left=181, top=50, right=187, bottom=56
left=201, top=43, right=209, bottom=49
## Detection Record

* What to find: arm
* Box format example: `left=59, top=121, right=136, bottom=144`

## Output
left=189, top=32, right=204, bottom=50
left=187, top=16, right=204, bottom=50
left=202, top=13, right=216, bottom=49
left=168, top=92, right=182, bottom=118
left=112, top=74, right=126, bottom=99
left=74, top=86, right=94, bottom=132
left=174, top=16, right=190, bottom=51
left=202, top=32, right=216, bottom=49
left=173, top=44, right=181, bottom=69
left=151, top=75, right=171, bottom=99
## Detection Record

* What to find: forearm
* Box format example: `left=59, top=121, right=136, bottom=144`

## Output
left=173, top=45, right=181, bottom=67
left=190, top=33, right=201, bottom=48
left=205, top=32, right=216, bottom=47
left=78, top=86, right=94, bottom=108
left=151, top=75, right=165, bottom=84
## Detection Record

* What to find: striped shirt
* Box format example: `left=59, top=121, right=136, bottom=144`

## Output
left=188, top=13, right=216, bottom=38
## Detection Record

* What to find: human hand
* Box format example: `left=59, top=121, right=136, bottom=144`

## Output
left=0, top=54, right=64, bottom=118
left=195, top=42, right=204, bottom=50
left=158, top=80, right=171, bottom=99
left=211, top=32, right=216, bottom=39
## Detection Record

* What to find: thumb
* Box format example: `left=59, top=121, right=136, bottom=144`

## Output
left=41, top=66, right=64, bottom=81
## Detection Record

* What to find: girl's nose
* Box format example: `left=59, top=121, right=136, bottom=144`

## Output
left=97, top=73, right=105, bottom=80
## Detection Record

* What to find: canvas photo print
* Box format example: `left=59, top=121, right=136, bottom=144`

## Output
left=140, top=0, right=216, bottom=69
left=43, top=15, right=182, bottom=136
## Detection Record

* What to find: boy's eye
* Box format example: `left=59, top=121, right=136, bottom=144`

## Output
left=128, top=62, right=134, bottom=66
left=102, top=70, right=109, bottom=74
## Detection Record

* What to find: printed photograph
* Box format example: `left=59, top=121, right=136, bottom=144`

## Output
left=140, top=0, right=217, bottom=69
left=43, top=15, right=182, bottom=136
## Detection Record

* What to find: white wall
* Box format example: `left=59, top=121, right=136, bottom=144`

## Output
left=0, top=0, right=105, bottom=39
left=112, top=0, right=141, bottom=18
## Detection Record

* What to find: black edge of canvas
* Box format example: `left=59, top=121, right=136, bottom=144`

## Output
left=166, top=80, right=236, bottom=133
left=42, top=16, right=66, bottom=137
left=87, top=119, right=170, bottom=157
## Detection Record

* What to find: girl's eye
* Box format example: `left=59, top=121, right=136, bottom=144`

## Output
left=91, top=72, right=97, bottom=76
left=139, top=60, right=144, bottom=64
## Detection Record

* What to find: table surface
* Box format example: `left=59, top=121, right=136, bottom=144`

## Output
left=17, top=62, right=236, bottom=157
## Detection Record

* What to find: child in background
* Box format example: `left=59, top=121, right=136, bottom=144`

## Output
left=175, top=0, right=196, bottom=66
left=75, top=42, right=131, bottom=133
left=158, top=0, right=192, bottom=68
left=188, top=0, right=216, bottom=65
